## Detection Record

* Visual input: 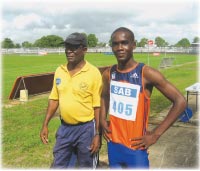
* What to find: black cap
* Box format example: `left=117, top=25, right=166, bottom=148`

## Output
left=64, top=32, right=87, bottom=47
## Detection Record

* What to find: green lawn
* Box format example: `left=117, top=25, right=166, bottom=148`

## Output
left=2, top=52, right=198, bottom=168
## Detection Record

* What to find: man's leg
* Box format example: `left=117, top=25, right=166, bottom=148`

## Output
left=76, top=121, right=98, bottom=168
left=51, top=124, right=75, bottom=168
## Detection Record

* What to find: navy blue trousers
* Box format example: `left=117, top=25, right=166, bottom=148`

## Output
left=51, top=120, right=98, bottom=168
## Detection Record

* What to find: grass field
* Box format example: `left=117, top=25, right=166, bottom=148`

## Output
left=2, top=52, right=198, bottom=168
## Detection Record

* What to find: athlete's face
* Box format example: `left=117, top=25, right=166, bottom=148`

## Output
left=111, top=31, right=135, bottom=63
left=65, top=44, right=87, bottom=65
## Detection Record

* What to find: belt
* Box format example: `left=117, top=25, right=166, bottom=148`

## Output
left=61, top=119, right=94, bottom=126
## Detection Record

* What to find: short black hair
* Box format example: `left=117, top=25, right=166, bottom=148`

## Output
left=111, top=27, right=135, bottom=41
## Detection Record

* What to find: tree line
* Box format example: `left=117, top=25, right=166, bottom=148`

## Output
left=1, top=33, right=199, bottom=49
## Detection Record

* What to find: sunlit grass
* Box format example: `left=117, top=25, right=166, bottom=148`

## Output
left=2, top=52, right=198, bottom=168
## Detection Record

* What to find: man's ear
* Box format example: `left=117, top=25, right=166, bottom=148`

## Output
left=83, top=47, right=88, bottom=54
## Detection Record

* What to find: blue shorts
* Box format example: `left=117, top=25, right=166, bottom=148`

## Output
left=108, top=141, right=149, bottom=168
left=51, top=120, right=98, bottom=168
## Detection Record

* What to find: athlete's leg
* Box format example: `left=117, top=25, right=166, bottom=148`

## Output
left=107, top=141, right=123, bottom=168
left=125, top=149, right=149, bottom=168
left=108, top=141, right=149, bottom=169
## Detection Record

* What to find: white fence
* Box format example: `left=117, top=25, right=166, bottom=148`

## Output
left=1, top=46, right=199, bottom=54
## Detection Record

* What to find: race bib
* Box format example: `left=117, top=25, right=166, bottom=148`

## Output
left=109, top=80, right=140, bottom=121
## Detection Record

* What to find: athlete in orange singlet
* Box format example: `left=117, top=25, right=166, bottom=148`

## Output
left=100, top=27, right=187, bottom=168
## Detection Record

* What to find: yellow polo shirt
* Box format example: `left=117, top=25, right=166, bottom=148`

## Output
left=49, top=61, right=102, bottom=124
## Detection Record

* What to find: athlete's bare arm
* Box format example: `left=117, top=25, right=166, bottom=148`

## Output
left=100, top=68, right=112, bottom=141
left=131, top=66, right=187, bottom=149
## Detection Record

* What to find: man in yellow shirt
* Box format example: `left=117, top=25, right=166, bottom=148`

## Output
left=40, top=32, right=102, bottom=168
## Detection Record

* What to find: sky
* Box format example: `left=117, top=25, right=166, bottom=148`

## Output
left=1, top=0, right=200, bottom=45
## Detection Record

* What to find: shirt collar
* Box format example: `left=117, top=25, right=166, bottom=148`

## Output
left=60, top=60, right=89, bottom=73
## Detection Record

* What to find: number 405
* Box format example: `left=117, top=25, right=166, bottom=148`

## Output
left=112, top=101, right=133, bottom=116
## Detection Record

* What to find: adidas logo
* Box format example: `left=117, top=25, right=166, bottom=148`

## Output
left=111, top=72, right=116, bottom=79
left=130, top=73, right=139, bottom=78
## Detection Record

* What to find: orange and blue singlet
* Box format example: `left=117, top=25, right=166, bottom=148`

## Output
left=107, top=63, right=150, bottom=168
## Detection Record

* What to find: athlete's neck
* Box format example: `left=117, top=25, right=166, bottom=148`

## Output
left=118, top=58, right=137, bottom=71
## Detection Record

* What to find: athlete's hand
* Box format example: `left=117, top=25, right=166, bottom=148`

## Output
left=40, top=126, right=49, bottom=144
left=90, top=135, right=100, bottom=154
left=130, top=131, right=159, bottom=149
left=101, top=120, right=112, bottom=142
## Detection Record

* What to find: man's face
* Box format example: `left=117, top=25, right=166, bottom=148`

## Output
left=65, top=44, right=87, bottom=64
left=111, top=31, right=135, bottom=63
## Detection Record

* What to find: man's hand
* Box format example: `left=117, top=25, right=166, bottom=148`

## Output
left=89, top=135, right=101, bottom=154
left=130, top=131, right=159, bottom=149
left=40, top=126, right=49, bottom=144
left=101, top=120, right=112, bottom=142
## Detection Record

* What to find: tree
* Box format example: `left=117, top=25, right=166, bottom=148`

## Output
left=34, top=35, right=64, bottom=48
left=22, top=41, right=33, bottom=48
left=175, top=38, right=190, bottom=48
left=15, top=43, right=21, bottom=48
left=1, top=38, right=15, bottom=48
left=97, top=42, right=106, bottom=47
left=155, top=36, right=168, bottom=47
left=137, top=38, right=148, bottom=47
left=87, top=34, right=98, bottom=47
left=192, top=37, right=200, bottom=43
